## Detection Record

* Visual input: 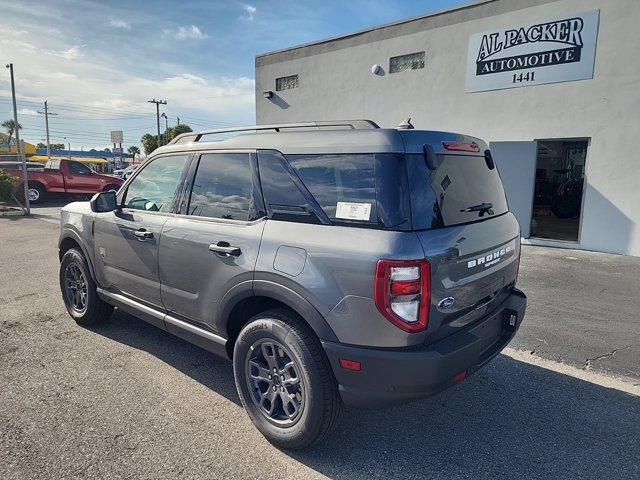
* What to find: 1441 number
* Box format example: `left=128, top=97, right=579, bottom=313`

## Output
left=512, top=71, right=535, bottom=83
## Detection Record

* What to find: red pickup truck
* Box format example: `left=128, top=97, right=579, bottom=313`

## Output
left=1, top=159, right=124, bottom=204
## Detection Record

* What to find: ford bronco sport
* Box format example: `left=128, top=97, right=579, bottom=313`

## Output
left=58, top=120, right=526, bottom=449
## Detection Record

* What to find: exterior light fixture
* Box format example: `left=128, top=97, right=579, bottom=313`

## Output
left=263, top=90, right=274, bottom=99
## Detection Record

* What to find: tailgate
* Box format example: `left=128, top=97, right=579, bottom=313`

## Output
left=415, top=213, right=521, bottom=344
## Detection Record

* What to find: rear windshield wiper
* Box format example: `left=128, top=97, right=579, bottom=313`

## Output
left=460, top=202, right=494, bottom=217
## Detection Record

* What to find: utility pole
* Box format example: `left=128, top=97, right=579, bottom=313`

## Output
left=5, top=63, right=29, bottom=215
left=176, top=116, right=180, bottom=125
left=37, top=100, right=57, bottom=160
left=147, top=99, right=167, bottom=148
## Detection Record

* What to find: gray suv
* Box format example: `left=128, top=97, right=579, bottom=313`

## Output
left=58, top=120, right=526, bottom=449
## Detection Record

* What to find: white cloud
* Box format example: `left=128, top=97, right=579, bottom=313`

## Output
left=242, top=5, right=256, bottom=21
left=17, top=108, right=38, bottom=116
left=109, top=19, right=131, bottom=30
left=52, top=45, right=83, bottom=60
left=0, top=10, right=255, bottom=149
left=171, top=25, right=208, bottom=40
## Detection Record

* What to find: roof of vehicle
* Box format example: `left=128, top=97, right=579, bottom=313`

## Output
left=151, top=120, right=488, bottom=157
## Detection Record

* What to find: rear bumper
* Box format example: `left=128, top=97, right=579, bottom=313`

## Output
left=322, top=288, right=526, bottom=409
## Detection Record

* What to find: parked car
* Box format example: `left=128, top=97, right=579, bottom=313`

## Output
left=3, top=158, right=123, bottom=203
left=58, top=120, right=526, bottom=449
left=113, top=164, right=140, bottom=180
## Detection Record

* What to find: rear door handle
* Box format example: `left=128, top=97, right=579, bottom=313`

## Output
left=134, top=228, right=154, bottom=240
left=209, top=241, right=241, bottom=256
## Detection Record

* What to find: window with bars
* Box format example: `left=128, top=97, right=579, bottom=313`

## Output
left=389, top=52, right=425, bottom=73
left=275, top=74, right=299, bottom=91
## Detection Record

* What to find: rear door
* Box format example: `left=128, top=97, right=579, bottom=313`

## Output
left=159, top=151, right=266, bottom=332
left=93, top=153, right=190, bottom=315
left=406, top=149, right=521, bottom=343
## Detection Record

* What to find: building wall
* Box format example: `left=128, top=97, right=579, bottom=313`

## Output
left=255, top=0, right=640, bottom=256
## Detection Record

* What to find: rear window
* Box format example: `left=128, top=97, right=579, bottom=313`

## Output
left=286, top=153, right=410, bottom=229
left=407, top=153, right=508, bottom=230
left=287, top=154, right=377, bottom=223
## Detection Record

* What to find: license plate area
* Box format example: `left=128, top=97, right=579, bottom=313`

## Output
left=503, top=308, right=519, bottom=333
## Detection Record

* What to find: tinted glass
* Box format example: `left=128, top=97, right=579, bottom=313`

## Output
left=124, top=154, right=187, bottom=212
left=68, top=161, right=92, bottom=174
left=407, top=153, right=508, bottom=230
left=257, top=150, right=324, bottom=224
left=287, top=154, right=378, bottom=224
left=187, top=153, right=257, bottom=221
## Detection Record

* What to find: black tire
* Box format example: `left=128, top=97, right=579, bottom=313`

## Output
left=233, top=309, right=342, bottom=449
left=59, top=248, right=113, bottom=326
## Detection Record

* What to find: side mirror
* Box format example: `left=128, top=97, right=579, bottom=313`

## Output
left=90, top=190, right=118, bottom=213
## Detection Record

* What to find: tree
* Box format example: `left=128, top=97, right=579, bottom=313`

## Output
left=171, top=124, right=193, bottom=140
left=127, top=145, right=140, bottom=161
left=141, top=134, right=158, bottom=155
left=37, top=142, right=46, bottom=149
left=141, top=124, right=192, bottom=154
left=50, top=143, right=65, bottom=150
left=1, top=119, right=22, bottom=144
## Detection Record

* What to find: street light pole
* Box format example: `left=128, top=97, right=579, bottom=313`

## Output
left=147, top=99, right=167, bottom=149
left=5, top=63, right=29, bottom=215
left=161, top=112, right=168, bottom=144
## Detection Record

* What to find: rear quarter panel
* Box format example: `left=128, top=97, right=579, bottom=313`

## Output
left=6, top=168, right=65, bottom=192
left=255, top=220, right=427, bottom=347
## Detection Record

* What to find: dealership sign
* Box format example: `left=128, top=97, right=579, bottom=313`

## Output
left=466, top=10, right=600, bottom=92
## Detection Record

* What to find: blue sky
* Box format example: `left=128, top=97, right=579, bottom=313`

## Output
left=0, top=0, right=467, bottom=152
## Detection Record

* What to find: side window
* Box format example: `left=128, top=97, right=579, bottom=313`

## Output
left=287, top=154, right=378, bottom=223
left=68, top=161, right=92, bottom=175
left=124, top=154, right=188, bottom=212
left=46, top=160, right=59, bottom=170
left=187, top=153, right=258, bottom=221
left=257, top=150, right=326, bottom=224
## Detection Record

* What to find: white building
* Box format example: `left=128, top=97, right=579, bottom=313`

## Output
left=255, top=0, right=640, bottom=256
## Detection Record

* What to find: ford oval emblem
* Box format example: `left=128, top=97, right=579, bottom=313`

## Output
left=438, top=297, right=455, bottom=309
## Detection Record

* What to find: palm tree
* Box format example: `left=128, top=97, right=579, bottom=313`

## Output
left=1, top=119, right=22, bottom=145
left=127, top=145, right=141, bottom=162
left=127, top=145, right=140, bottom=156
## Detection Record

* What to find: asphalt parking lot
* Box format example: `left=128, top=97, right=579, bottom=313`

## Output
left=1, top=209, right=639, bottom=479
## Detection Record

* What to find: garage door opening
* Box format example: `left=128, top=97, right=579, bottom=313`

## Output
left=530, top=139, right=588, bottom=242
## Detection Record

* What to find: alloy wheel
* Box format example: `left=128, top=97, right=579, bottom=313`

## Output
left=64, top=263, right=87, bottom=313
left=28, top=188, right=40, bottom=202
left=245, top=339, right=304, bottom=426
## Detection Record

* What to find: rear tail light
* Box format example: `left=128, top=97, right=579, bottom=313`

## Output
left=442, top=141, right=480, bottom=153
left=374, top=259, right=430, bottom=333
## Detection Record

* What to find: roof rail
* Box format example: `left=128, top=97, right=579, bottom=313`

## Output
left=169, top=119, right=379, bottom=145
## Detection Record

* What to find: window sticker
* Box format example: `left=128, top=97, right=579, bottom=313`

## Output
left=335, top=202, right=372, bottom=221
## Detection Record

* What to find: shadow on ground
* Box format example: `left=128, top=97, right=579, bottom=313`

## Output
left=93, top=309, right=640, bottom=479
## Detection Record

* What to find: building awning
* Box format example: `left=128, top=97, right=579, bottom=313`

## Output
left=30, top=155, right=109, bottom=165
left=0, top=141, right=37, bottom=156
